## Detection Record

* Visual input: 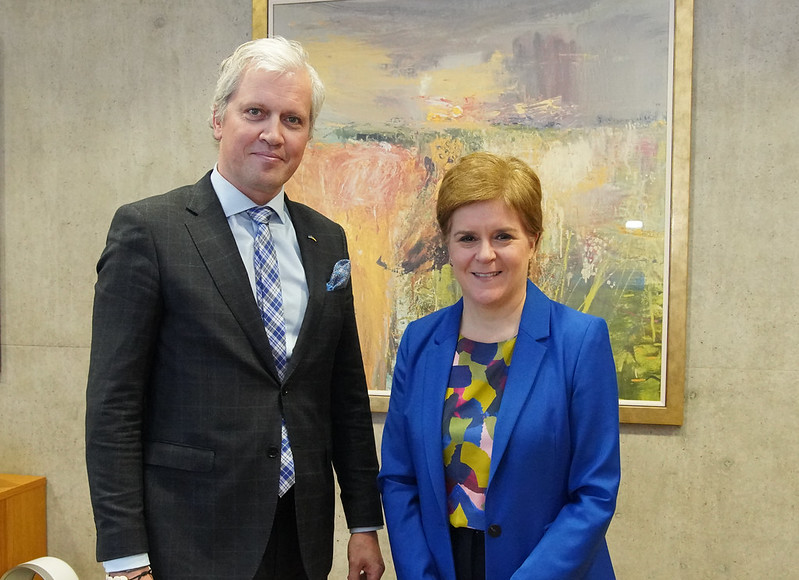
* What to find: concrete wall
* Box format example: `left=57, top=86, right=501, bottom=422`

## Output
left=1, top=1, right=797, bottom=578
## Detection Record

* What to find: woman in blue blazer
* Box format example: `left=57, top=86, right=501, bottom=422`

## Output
left=379, top=152, right=620, bottom=579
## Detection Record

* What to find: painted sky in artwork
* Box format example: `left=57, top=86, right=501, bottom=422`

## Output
left=274, top=0, right=669, bottom=130
left=273, top=0, right=673, bottom=403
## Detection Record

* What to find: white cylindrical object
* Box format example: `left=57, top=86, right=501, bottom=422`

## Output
left=0, top=556, right=79, bottom=580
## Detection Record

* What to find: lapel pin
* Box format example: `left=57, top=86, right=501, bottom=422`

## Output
left=307, top=235, right=318, bottom=243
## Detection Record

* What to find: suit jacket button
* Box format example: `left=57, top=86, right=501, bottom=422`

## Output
left=281, top=388, right=289, bottom=396
left=487, top=524, right=502, bottom=537
left=267, top=446, right=279, bottom=458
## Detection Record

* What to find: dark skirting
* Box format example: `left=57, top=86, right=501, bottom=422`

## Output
left=450, top=525, right=486, bottom=580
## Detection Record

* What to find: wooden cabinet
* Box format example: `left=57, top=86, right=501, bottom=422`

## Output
left=0, top=474, right=47, bottom=574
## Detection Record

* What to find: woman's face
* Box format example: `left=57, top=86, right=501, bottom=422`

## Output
left=447, top=199, right=536, bottom=313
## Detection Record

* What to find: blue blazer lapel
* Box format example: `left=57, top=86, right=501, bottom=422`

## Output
left=489, top=281, right=551, bottom=484
left=422, top=301, right=462, bottom=518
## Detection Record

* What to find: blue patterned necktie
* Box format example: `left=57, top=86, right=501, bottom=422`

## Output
left=247, top=206, right=295, bottom=496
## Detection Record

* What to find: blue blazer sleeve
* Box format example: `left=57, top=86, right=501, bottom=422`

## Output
left=507, top=311, right=620, bottom=579
left=378, top=313, right=455, bottom=580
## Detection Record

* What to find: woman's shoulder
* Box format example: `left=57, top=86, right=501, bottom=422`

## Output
left=545, top=299, right=610, bottom=344
left=402, top=301, right=461, bottom=340
left=526, top=283, right=608, bottom=336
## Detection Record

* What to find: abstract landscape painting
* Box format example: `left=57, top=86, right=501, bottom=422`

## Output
left=262, top=0, right=686, bottom=419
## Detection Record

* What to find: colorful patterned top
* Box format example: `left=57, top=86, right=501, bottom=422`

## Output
left=442, top=335, right=516, bottom=530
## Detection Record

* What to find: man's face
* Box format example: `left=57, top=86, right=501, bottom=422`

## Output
left=213, top=66, right=312, bottom=204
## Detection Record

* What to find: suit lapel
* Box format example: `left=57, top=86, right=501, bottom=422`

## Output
left=489, top=281, right=551, bottom=484
left=183, top=174, right=280, bottom=379
left=422, top=302, right=462, bottom=518
left=282, top=198, right=326, bottom=379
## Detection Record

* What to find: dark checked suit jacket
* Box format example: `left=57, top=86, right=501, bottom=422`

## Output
left=86, top=171, right=383, bottom=580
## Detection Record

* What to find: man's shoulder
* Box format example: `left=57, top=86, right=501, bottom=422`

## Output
left=125, top=188, right=187, bottom=211
left=111, top=172, right=208, bottom=210
left=114, top=172, right=215, bottom=221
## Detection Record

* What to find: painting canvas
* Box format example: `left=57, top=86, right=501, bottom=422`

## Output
left=257, top=0, right=691, bottom=424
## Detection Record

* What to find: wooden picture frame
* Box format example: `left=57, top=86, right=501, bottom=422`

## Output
left=253, top=0, right=693, bottom=425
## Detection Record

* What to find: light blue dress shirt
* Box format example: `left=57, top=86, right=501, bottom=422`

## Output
left=211, top=167, right=309, bottom=359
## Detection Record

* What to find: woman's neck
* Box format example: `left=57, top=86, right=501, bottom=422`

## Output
left=459, top=294, right=525, bottom=343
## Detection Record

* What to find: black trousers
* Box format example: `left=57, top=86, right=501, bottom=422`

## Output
left=254, top=488, right=309, bottom=580
left=450, top=526, right=486, bottom=580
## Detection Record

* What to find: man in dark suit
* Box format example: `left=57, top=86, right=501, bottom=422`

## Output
left=85, top=37, right=385, bottom=580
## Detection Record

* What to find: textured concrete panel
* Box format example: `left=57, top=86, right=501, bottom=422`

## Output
left=2, top=0, right=798, bottom=578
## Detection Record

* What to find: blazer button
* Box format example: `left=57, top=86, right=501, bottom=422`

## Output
left=281, top=388, right=289, bottom=396
left=487, top=524, right=502, bottom=538
left=267, top=446, right=279, bottom=458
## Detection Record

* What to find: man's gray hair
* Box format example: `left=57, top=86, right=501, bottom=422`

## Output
left=211, top=36, right=325, bottom=137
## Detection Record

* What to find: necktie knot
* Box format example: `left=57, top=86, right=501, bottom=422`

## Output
left=247, top=206, right=276, bottom=227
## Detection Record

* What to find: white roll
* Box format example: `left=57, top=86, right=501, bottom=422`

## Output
left=0, top=556, right=79, bottom=580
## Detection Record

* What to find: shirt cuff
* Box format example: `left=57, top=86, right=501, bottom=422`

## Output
left=103, top=554, right=151, bottom=573
left=350, top=526, right=383, bottom=533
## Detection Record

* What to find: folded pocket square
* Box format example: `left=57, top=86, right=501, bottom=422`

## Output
left=326, top=259, right=351, bottom=291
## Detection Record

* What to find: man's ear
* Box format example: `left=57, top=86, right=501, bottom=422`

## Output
left=212, top=107, right=223, bottom=140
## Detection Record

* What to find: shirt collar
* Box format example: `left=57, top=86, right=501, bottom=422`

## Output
left=211, top=165, right=289, bottom=224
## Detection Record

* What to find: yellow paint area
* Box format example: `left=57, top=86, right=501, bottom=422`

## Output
left=450, top=504, right=469, bottom=528
left=459, top=442, right=490, bottom=487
